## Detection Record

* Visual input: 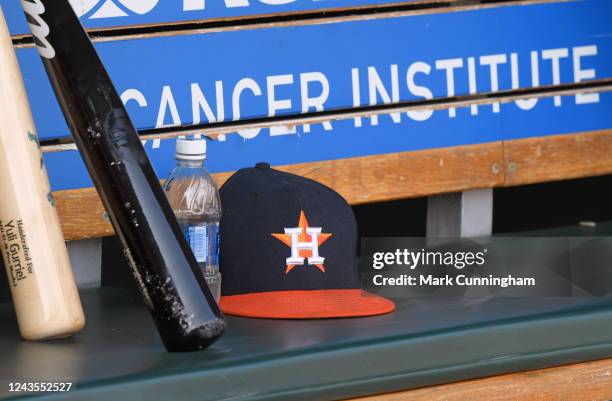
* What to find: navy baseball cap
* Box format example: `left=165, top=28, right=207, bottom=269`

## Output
left=218, top=163, right=395, bottom=319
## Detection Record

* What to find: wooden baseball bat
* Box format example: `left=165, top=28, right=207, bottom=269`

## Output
left=19, top=0, right=226, bottom=352
left=0, top=7, right=85, bottom=340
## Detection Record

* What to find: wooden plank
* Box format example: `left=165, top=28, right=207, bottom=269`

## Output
left=55, top=141, right=504, bottom=241
left=54, top=188, right=115, bottom=240
left=283, top=142, right=503, bottom=203
left=55, top=129, right=612, bottom=241
left=504, top=129, right=612, bottom=186
left=350, top=358, right=612, bottom=401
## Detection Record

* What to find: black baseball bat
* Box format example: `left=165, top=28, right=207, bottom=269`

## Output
left=20, top=0, right=225, bottom=352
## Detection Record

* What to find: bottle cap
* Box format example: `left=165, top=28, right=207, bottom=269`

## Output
left=176, top=138, right=206, bottom=161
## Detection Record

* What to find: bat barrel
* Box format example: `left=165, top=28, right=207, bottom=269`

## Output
left=20, top=0, right=225, bottom=351
left=0, top=7, right=85, bottom=340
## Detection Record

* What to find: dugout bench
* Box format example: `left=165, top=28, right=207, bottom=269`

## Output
left=1, top=0, right=612, bottom=399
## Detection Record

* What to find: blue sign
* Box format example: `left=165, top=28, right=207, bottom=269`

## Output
left=2, top=0, right=413, bottom=36
left=12, top=0, right=612, bottom=191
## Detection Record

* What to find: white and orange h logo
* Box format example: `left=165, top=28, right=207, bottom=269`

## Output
left=284, top=226, right=324, bottom=266
left=272, top=211, right=332, bottom=274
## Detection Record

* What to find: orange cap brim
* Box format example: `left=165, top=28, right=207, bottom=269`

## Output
left=220, top=289, right=395, bottom=319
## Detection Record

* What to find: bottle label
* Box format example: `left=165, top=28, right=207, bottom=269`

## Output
left=187, top=225, right=208, bottom=263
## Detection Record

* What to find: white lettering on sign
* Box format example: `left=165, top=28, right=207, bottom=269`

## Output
left=232, top=78, right=263, bottom=139
left=267, top=74, right=296, bottom=136
left=192, top=82, right=225, bottom=125
left=467, top=57, right=478, bottom=116
left=351, top=68, right=362, bottom=128
left=68, top=0, right=160, bottom=19
left=480, top=54, right=507, bottom=113
left=121, top=89, right=160, bottom=148
left=406, top=62, right=433, bottom=122
left=301, top=72, right=332, bottom=133
left=511, top=51, right=540, bottom=111
left=573, top=45, right=599, bottom=105
left=116, top=45, right=600, bottom=149
left=435, top=58, right=463, bottom=118
left=157, top=86, right=182, bottom=128
left=368, top=65, right=401, bottom=126
left=183, top=0, right=296, bottom=11
left=542, top=48, right=569, bottom=106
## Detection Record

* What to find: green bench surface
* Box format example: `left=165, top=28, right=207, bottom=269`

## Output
left=1, top=288, right=611, bottom=401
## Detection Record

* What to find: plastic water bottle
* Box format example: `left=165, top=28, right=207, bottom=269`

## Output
left=163, top=138, right=221, bottom=303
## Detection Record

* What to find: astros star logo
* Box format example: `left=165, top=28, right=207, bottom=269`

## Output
left=272, top=211, right=332, bottom=274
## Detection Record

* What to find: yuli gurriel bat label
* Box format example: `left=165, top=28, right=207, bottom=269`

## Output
left=0, top=219, right=33, bottom=286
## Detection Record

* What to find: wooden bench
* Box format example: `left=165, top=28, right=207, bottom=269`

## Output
left=54, top=129, right=612, bottom=240
left=353, top=359, right=612, bottom=401
left=3, top=0, right=612, bottom=398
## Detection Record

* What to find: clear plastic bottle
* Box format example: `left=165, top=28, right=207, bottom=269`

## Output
left=163, top=138, right=221, bottom=303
